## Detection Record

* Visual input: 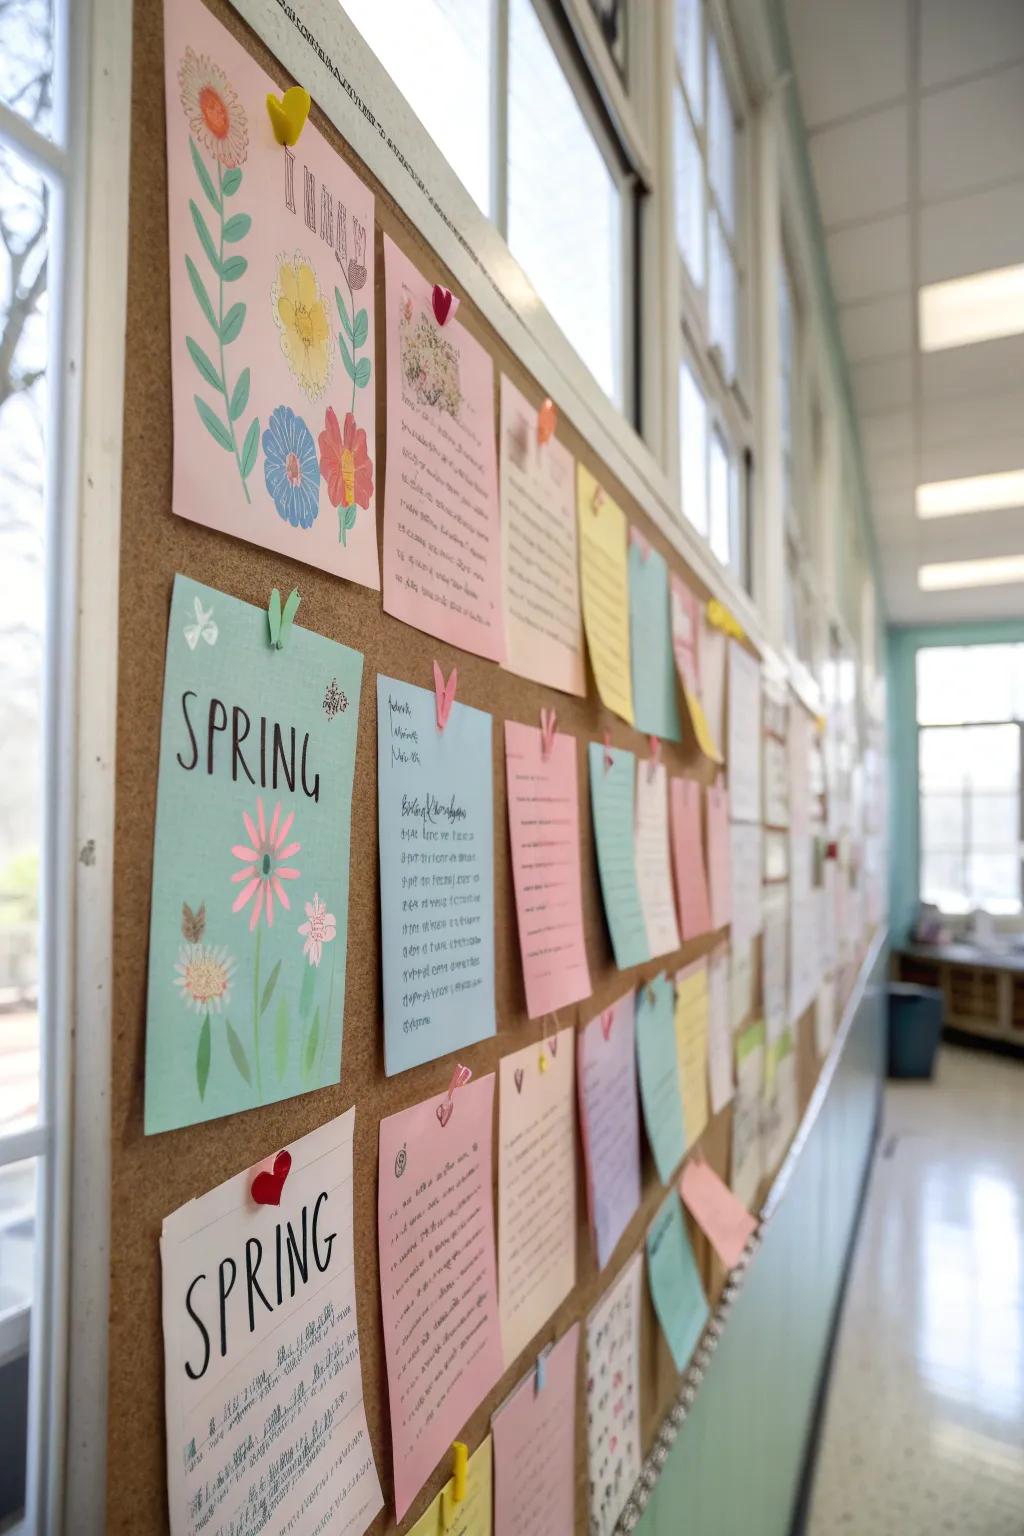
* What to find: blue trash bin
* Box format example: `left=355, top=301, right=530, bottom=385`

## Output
left=888, top=982, right=943, bottom=1079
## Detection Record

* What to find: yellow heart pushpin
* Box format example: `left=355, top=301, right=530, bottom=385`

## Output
left=266, top=86, right=311, bottom=147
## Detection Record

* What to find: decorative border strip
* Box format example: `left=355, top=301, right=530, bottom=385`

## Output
left=613, top=927, right=888, bottom=1531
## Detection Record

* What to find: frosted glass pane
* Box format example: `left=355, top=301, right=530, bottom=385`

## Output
left=708, top=209, right=737, bottom=379
left=916, top=644, right=1018, bottom=725
left=342, top=0, right=492, bottom=214
left=709, top=426, right=730, bottom=567
left=674, top=0, right=703, bottom=122
left=919, top=727, right=969, bottom=792
left=673, top=88, right=705, bottom=288
left=921, top=851, right=968, bottom=913
left=964, top=723, right=1018, bottom=791
left=508, top=0, right=622, bottom=402
left=0, top=0, right=54, bottom=141
left=707, top=32, right=735, bottom=236
left=679, top=362, right=708, bottom=536
left=967, top=852, right=1020, bottom=913
left=920, top=792, right=964, bottom=851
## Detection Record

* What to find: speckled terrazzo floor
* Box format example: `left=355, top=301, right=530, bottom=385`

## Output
left=808, top=1043, right=1024, bottom=1536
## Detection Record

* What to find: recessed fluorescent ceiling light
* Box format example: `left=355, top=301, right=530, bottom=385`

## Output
left=916, top=469, right=1024, bottom=518
left=919, top=263, right=1024, bottom=351
left=919, top=555, right=1024, bottom=591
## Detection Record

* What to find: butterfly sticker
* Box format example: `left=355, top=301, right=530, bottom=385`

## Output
left=183, top=596, right=217, bottom=650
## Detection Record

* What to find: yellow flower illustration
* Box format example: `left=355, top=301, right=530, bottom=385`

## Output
left=272, top=254, right=333, bottom=401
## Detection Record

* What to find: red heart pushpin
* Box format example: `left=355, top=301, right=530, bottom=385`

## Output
left=537, top=397, right=557, bottom=444
left=431, top=284, right=453, bottom=326
left=251, top=1149, right=292, bottom=1206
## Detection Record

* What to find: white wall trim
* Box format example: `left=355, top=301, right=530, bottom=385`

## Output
left=61, top=0, right=133, bottom=1528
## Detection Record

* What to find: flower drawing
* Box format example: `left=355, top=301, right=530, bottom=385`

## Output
left=230, top=799, right=301, bottom=930
left=318, top=406, right=373, bottom=544
left=298, top=893, right=336, bottom=967
left=262, top=405, right=320, bottom=529
left=272, top=254, right=333, bottom=400
left=179, top=47, right=249, bottom=167
left=175, top=943, right=235, bottom=1014
left=347, top=219, right=368, bottom=292
left=399, top=300, right=462, bottom=419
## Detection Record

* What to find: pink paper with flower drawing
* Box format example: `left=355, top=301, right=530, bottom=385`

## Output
left=164, top=0, right=379, bottom=588
left=382, top=236, right=506, bottom=661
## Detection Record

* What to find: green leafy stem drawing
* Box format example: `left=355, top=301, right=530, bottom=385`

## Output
left=271, top=942, right=337, bottom=1088
left=334, top=276, right=371, bottom=544
left=185, top=137, right=260, bottom=501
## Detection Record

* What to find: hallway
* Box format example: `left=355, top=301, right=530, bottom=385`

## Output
left=809, top=1044, right=1024, bottom=1534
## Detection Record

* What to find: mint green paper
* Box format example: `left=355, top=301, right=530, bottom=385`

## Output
left=635, top=972, right=686, bottom=1181
left=144, top=574, right=363, bottom=1134
left=646, top=1189, right=709, bottom=1372
left=588, top=742, right=650, bottom=970
left=628, top=541, right=681, bottom=741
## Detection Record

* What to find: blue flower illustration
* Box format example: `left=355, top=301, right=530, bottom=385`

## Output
left=262, top=404, right=320, bottom=528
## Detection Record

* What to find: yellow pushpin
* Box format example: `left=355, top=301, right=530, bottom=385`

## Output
left=266, top=86, right=311, bottom=147
left=706, top=598, right=746, bottom=642
left=539, top=1051, right=549, bottom=1073
left=452, top=1441, right=468, bottom=1503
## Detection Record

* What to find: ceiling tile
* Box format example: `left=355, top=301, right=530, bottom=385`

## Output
left=784, top=0, right=908, bottom=127
left=920, top=331, right=1024, bottom=402
left=920, top=0, right=1024, bottom=90
left=851, top=353, right=914, bottom=413
left=865, top=452, right=915, bottom=496
left=920, top=390, right=1024, bottom=450
left=920, top=63, right=1024, bottom=201
left=859, top=410, right=914, bottom=458
left=918, top=179, right=1024, bottom=285
left=809, top=106, right=909, bottom=228
left=826, top=212, right=911, bottom=302
left=838, top=292, right=913, bottom=363
left=920, top=436, right=1024, bottom=483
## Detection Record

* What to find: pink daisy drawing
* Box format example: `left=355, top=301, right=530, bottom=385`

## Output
left=298, top=893, right=336, bottom=967
left=230, top=799, right=301, bottom=930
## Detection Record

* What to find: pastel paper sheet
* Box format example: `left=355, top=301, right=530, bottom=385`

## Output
left=499, top=376, right=585, bottom=694
left=729, top=940, right=755, bottom=1032
left=815, top=974, right=836, bottom=1058
left=634, top=759, right=681, bottom=960
left=577, top=993, right=643, bottom=1270
left=491, top=1323, right=580, bottom=1536
left=382, top=235, right=505, bottom=661
left=577, top=464, right=634, bottom=723
left=762, top=884, right=788, bottom=1044
left=669, top=777, right=711, bottom=940
left=589, top=744, right=650, bottom=971
left=498, top=1029, right=577, bottom=1367
left=674, top=959, right=710, bottom=1150
left=679, top=1156, right=756, bottom=1270
left=762, top=1029, right=798, bottom=1174
left=726, top=640, right=762, bottom=823
left=505, top=721, right=591, bottom=1018
left=405, top=1436, right=493, bottom=1536
left=628, top=538, right=680, bottom=741
left=164, top=0, right=380, bottom=587
left=706, top=944, right=734, bottom=1114
left=731, top=1020, right=765, bottom=1211
left=645, top=1190, right=708, bottom=1373
left=585, top=1253, right=643, bottom=1536
left=144, top=575, right=363, bottom=1134
left=377, top=675, right=495, bottom=1074
left=706, top=780, right=732, bottom=932
left=699, top=612, right=727, bottom=750
left=161, top=1109, right=383, bottom=1536
left=671, top=576, right=721, bottom=762
left=730, top=820, right=764, bottom=948
left=378, top=1074, right=503, bottom=1521
left=635, top=973, right=686, bottom=1183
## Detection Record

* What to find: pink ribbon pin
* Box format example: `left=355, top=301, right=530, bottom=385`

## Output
left=436, top=1062, right=473, bottom=1128
left=647, top=736, right=661, bottom=781
left=433, top=661, right=458, bottom=731
left=600, top=1009, right=614, bottom=1042
left=629, top=526, right=651, bottom=562
left=540, top=707, right=557, bottom=761
left=602, top=729, right=614, bottom=773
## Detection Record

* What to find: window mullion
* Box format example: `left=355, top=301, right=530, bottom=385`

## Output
left=492, top=0, right=509, bottom=236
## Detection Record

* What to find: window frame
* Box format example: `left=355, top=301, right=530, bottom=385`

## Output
left=917, top=719, right=1024, bottom=916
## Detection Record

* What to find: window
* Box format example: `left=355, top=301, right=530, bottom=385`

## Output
left=342, top=0, right=635, bottom=406
left=672, top=0, right=744, bottom=384
left=679, top=360, right=708, bottom=536
left=916, top=647, right=1024, bottom=915
left=678, top=355, right=747, bottom=582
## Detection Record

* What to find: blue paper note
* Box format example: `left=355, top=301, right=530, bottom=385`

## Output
left=635, top=972, right=686, bottom=1181
left=628, top=541, right=681, bottom=742
left=588, top=743, right=650, bottom=971
left=377, top=675, right=495, bottom=1074
left=646, top=1189, right=709, bottom=1372
left=144, top=574, right=363, bottom=1134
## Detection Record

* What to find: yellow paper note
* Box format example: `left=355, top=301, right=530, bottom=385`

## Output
left=406, top=1436, right=493, bottom=1536
left=674, top=959, right=710, bottom=1150
left=577, top=464, right=635, bottom=724
left=683, top=683, right=723, bottom=764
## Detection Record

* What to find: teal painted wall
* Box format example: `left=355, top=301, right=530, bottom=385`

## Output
left=887, top=622, right=1024, bottom=943
left=635, top=946, right=886, bottom=1536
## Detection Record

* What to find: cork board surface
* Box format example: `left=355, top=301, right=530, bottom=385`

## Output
left=105, top=2, right=825, bottom=1530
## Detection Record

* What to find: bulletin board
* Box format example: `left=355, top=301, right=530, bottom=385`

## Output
left=105, top=2, right=827, bottom=1530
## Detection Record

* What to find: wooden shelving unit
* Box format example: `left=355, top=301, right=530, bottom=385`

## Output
left=895, top=943, right=1024, bottom=1046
